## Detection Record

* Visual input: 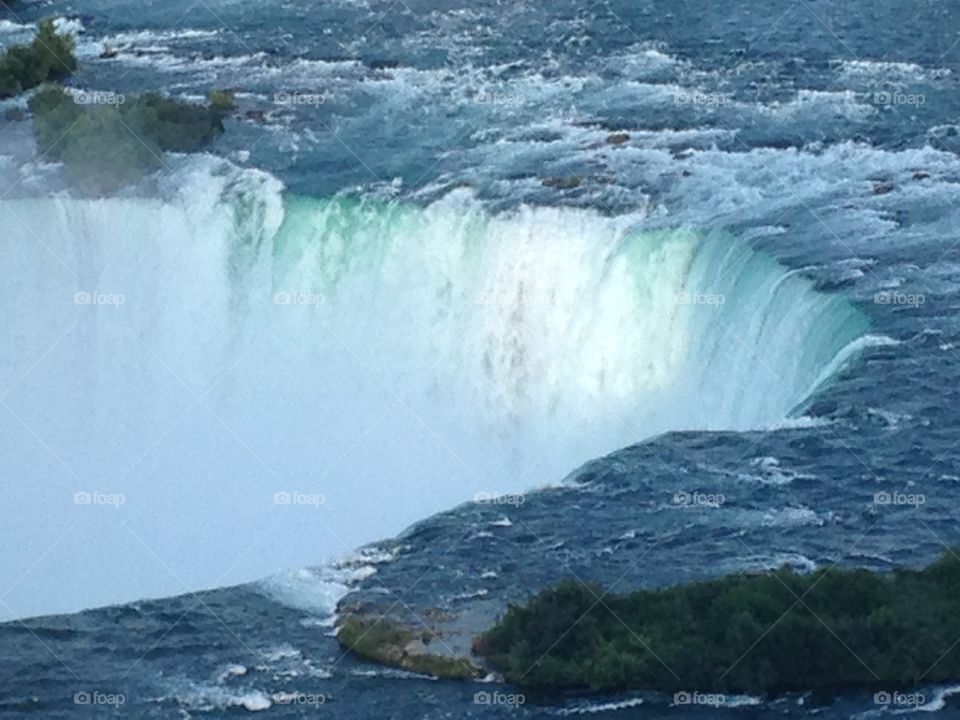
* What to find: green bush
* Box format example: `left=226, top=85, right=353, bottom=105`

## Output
left=5, top=20, right=230, bottom=194
left=208, top=89, right=236, bottom=113
left=478, top=550, right=960, bottom=697
left=127, top=92, right=227, bottom=152
left=59, top=108, right=163, bottom=195
left=29, top=85, right=229, bottom=195
left=0, top=18, right=76, bottom=98
left=28, top=84, right=81, bottom=159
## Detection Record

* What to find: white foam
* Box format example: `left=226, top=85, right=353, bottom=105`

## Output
left=554, top=697, right=645, bottom=715
left=901, top=685, right=960, bottom=713
left=746, top=456, right=817, bottom=485
left=52, top=17, right=85, bottom=36
left=159, top=679, right=273, bottom=713
left=837, top=59, right=951, bottom=82
left=103, top=28, right=220, bottom=46
left=262, top=645, right=302, bottom=663
left=759, top=506, right=823, bottom=528
left=727, top=554, right=818, bottom=574
left=104, top=49, right=269, bottom=72
left=254, top=568, right=353, bottom=622
left=758, top=89, right=877, bottom=123
left=0, top=19, right=32, bottom=34
left=216, top=664, right=248, bottom=683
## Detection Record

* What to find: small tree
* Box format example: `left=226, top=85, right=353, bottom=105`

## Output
left=33, top=18, right=77, bottom=81
left=0, top=18, right=76, bottom=98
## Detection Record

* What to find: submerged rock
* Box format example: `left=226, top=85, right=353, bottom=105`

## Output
left=541, top=175, right=582, bottom=190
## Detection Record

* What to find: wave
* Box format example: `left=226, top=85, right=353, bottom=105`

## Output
left=0, top=160, right=869, bottom=618
left=155, top=677, right=273, bottom=712
left=835, top=59, right=952, bottom=82
left=553, top=696, right=645, bottom=714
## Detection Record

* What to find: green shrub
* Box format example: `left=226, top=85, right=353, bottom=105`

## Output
left=59, top=108, right=162, bottom=195
left=33, top=18, right=77, bottom=81
left=29, top=84, right=228, bottom=195
left=28, top=84, right=81, bottom=159
left=127, top=92, right=227, bottom=152
left=208, top=89, right=236, bottom=113
left=478, top=550, right=960, bottom=697
left=0, top=18, right=76, bottom=98
left=7, top=20, right=228, bottom=194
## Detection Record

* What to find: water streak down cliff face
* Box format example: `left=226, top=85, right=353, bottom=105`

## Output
left=0, top=162, right=870, bottom=619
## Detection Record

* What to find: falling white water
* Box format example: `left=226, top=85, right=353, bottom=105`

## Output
left=0, top=160, right=868, bottom=619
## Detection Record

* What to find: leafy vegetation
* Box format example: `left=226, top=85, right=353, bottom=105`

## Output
left=477, top=550, right=960, bottom=697
left=207, top=89, right=236, bottom=113
left=28, top=86, right=232, bottom=194
left=0, top=19, right=76, bottom=98
left=0, top=19, right=234, bottom=194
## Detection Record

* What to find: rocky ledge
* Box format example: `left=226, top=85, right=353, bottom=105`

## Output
left=335, top=603, right=489, bottom=680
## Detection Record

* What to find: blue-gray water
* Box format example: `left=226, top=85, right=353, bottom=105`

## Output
left=2, top=0, right=960, bottom=717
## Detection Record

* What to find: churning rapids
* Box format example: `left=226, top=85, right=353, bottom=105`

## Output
left=0, top=160, right=872, bottom=618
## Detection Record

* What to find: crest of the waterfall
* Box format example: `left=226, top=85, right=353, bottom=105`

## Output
left=0, top=161, right=869, bottom=619
left=265, top=192, right=869, bottom=438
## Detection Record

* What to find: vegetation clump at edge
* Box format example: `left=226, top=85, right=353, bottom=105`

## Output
left=2, top=19, right=235, bottom=194
left=29, top=85, right=232, bottom=195
left=476, top=549, right=960, bottom=698
left=0, top=18, right=76, bottom=98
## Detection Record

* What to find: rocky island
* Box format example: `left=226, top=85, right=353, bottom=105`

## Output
left=337, top=549, right=960, bottom=700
